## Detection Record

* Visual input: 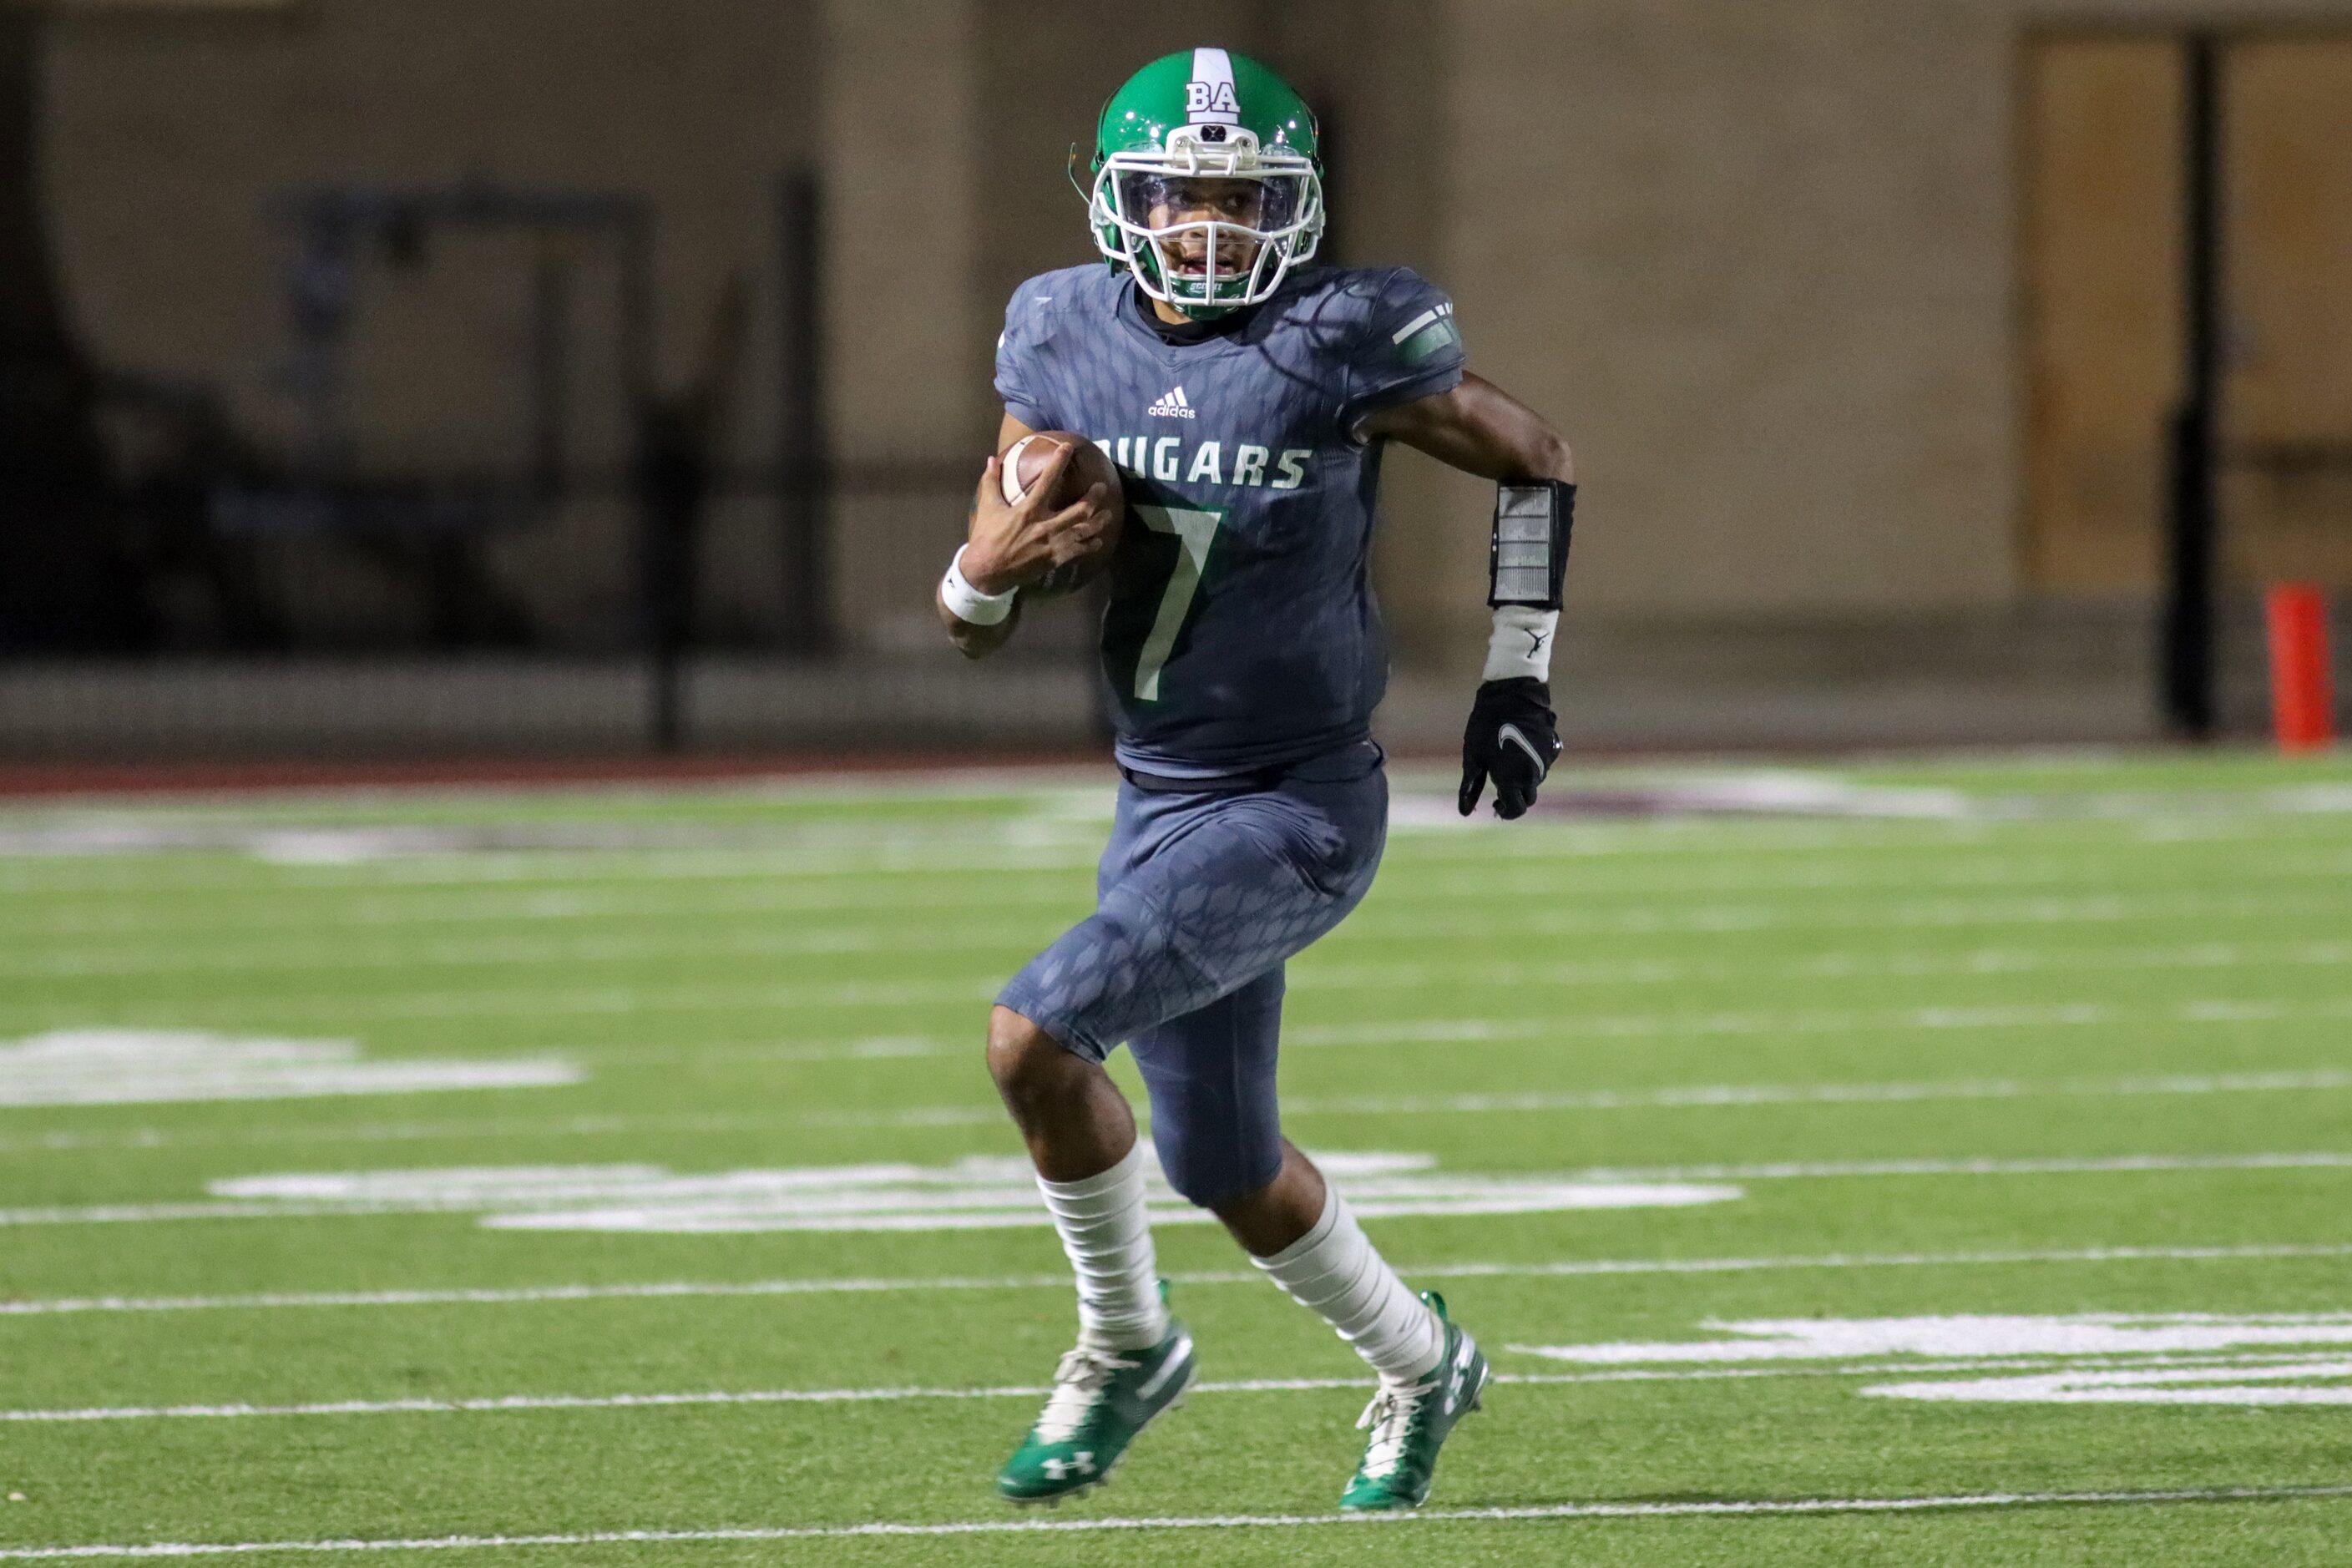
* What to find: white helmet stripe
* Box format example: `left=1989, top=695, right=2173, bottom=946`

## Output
left=1187, top=47, right=1240, bottom=125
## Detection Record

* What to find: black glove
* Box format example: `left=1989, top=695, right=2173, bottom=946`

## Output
left=1458, top=676, right=1563, bottom=820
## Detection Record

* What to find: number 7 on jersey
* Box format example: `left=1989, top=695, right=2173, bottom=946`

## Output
left=1130, top=504, right=1222, bottom=701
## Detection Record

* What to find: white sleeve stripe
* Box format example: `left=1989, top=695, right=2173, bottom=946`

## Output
left=1389, top=307, right=1440, bottom=345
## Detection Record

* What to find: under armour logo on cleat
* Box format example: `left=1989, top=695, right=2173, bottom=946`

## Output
left=1041, top=1453, right=1098, bottom=1481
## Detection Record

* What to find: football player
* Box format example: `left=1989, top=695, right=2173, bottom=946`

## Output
left=936, top=48, right=1576, bottom=1512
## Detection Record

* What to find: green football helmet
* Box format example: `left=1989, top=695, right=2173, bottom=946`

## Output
left=1085, top=48, right=1324, bottom=316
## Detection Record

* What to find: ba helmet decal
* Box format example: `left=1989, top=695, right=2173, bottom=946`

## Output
left=1185, top=81, right=1241, bottom=117
left=1185, top=47, right=1241, bottom=124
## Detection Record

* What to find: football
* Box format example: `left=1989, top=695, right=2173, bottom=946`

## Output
left=1000, top=431, right=1125, bottom=598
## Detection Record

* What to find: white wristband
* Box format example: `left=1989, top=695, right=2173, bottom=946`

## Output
left=942, top=545, right=1017, bottom=626
left=1482, top=604, right=1559, bottom=682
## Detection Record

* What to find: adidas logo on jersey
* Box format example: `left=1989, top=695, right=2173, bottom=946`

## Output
left=1146, top=385, right=1197, bottom=419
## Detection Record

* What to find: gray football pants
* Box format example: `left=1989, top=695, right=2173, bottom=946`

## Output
left=994, top=742, right=1387, bottom=1208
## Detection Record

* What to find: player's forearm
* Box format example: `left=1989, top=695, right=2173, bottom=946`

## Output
left=1429, top=367, right=1576, bottom=788
left=1454, top=388, right=1576, bottom=818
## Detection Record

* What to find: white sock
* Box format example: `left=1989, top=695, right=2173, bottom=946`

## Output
left=1252, top=1188, right=1444, bottom=1386
left=1036, top=1142, right=1169, bottom=1353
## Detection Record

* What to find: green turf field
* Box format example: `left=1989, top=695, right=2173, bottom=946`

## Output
left=3, top=750, right=2350, bottom=1565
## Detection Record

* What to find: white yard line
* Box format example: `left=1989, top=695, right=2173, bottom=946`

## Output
left=1296, top=939, right=2352, bottom=995
left=7, top=1242, right=2352, bottom=1318
left=6, top=1485, right=2349, bottom=1558
left=2, top=878, right=1087, bottom=942
left=8, top=834, right=2349, bottom=950
left=1280, top=998, right=2352, bottom=1050
left=0, top=927, right=1024, bottom=978
left=0, top=842, right=1110, bottom=896
left=1582, top=1151, right=2352, bottom=1181
left=6, top=1153, right=2349, bottom=1228
left=13, top=979, right=2344, bottom=1033
left=7, top=782, right=2346, bottom=883
left=1278, top=1070, right=2352, bottom=1117
left=8, top=877, right=2350, bottom=967
left=34, top=817, right=2031, bottom=898
left=0, top=1273, right=1086, bottom=1316
left=4, top=808, right=2333, bottom=907
left=3, top=1352, right=2339, bottom=1424
left=0, top=1099, right=983, bottom=1155
left=1288, top=1001, right=2352, bottom=1048
left=1363, top=890, right=2352, bottom=942
left=13, top=920, right=2352, bottom=986
left=0, top=1200, right=495, bottom=1226
left=0, top=824, right=2019, bottom=897
left=3, top=974, right=1000, bottom=1024
left=1409, top=851, right=2352, bottom=901
left=0, top=1032, right=581, bottom=1110
left=12, top=1066, right=2347, bottom=1156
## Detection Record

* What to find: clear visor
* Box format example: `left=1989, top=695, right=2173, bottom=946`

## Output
left=1115, top=172, right=1303, bottom=236
left=1097, top=165, right=1318, bottom=307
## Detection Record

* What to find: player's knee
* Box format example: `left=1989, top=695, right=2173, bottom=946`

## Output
left=984, top=1004, right=1044, bottom=1084
left=985, top=1006, right=1078, bottom=1110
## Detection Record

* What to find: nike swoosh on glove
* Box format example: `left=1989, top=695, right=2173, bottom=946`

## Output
left=1458, top=676, right=1564, bottom=820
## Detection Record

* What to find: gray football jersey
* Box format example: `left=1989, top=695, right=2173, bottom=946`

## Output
left=996, top=263, right=1465, bottom=776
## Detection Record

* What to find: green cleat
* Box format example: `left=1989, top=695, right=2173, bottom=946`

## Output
left=1338, top=1291, right=1490, bottom=1512
left=997, top=1311, right=1196, bottom=1505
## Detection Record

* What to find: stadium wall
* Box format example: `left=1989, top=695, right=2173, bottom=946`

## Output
left=24, top=0, right=2345, bottom=749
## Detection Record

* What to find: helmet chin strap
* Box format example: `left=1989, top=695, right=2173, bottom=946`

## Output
left=1140, top=212, right=1282, bottom=315
left=1130, top=281, right=1243, bottom=345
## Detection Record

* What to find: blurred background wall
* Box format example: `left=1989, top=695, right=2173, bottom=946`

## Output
left=4, top=0, right=2349, bottom=756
